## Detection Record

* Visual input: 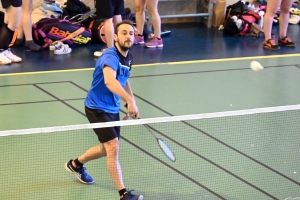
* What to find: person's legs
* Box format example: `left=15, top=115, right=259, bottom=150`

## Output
left=0, top=3, right=22, bottom=64
left=104, top=18, right=115, bottom=48
left=146, top=0, right=160, bottom=39
left=144, top=0, right=163, bottom=48
left=0, top=10, right=12, bottom=64
left=134, top=0, right=146, bottom=44
left=94, top=0, right=124, bottom=57
left=0, top=5, right=21, bottom=49
left=65, top=143, right=107, bottom=184
left=65, top=108, right=118, bottom=184
left=14, top=4, right=24, bottom=47
left=20, top=0, right=42, bottom=51
left=112, top=0, right=123, bottom=44
left=278, top=0, right=295, bottom=46
left=65, top=107, right=143, bottom=199
left=77, top=143, right=107, bottom=163
left=263, top=0, right=281, bottom=50
left=103, top=138, right=125, bottom=191
left=113, top=15, right=122, bottom=28
left=14, top=24, right=24, bottom=46
left=93, top=18, right=114, bottom=57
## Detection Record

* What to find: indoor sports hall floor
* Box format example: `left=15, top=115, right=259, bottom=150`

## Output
left=1, top=23, right=300, bottom=200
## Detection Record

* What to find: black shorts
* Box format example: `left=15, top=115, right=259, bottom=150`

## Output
left=95, top=0, right=124, bottom=19
left=1, top=0, right=22, bottom=8
left=85, top=106, right=120, bottom=143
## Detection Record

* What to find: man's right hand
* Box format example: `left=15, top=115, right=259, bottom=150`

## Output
left=123, top=102, right=139, bottom=120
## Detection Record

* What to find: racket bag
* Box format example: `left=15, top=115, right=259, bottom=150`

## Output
left=32, top=18, right=92, bottom=48
left=88, top=19, right=106, bottom=44
left=88, top=19, right=140, bottom=44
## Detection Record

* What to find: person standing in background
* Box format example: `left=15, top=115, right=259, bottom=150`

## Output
left=263, top=0, right=295, bottom=50
left=93, top=0, right=124, bottom=57
left=14, top=0, right=42, bottom=51
left=134, top=0, right=163, bottom=48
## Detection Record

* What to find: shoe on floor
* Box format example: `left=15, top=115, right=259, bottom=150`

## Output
left=144, top=37, right=163, bottom=48
left=64, top=160, right=94, bottom=184
left=0, top=50, right=12, bottom=65
left=54, top=44, right=72, bottom=55
left=2, top=48, right=22, bottom=63
left=120, top=190, right=143, bottom=200
left=289, top=15, right=300, bottom=24
left=94, top=48, right=107, bottom=57
left=263, top=39, right=279, bottom=50
left=278, top=36, right=295, bottom=47
left=134, top=35, right=144, bottom=44
left=49, top=41, right=64, bottom=51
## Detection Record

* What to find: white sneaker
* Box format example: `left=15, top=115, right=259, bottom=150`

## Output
left=0, top=51, right=12, bottom=65
left=289, top=15, right=300, bottom=24
left=54, top=44, right=72, bottom=55
left=3, top=48, right=22, bottom=63
left=49, top=41, right=64, bottom=51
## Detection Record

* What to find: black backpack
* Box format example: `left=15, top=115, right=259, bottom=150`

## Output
left=63, top=0, right=91, bottom=17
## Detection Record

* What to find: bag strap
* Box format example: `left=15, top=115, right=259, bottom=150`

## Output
left=32, top=23, right=51, bottom=48
left=59, top=26, right=86, bottom=43
left=9, top=30, right=18, bottom=47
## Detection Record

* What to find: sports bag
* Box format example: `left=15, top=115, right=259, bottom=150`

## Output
left=32, top=18, right=92, bottom=47
left=89, top=19, right=106, bottom=43
left=223, top=11, right=261, bottom=36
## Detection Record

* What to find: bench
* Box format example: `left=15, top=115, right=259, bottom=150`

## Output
left=146, top=0, right=217, bottom=31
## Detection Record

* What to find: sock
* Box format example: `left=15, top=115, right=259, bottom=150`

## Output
left=119, top=188, right=127, bottom=197
left=25, top=40, right=42, bottom=51
left=138, top=34, right=143, bottom=37
left=0, top=24, right=14, bottom=50
left=73, top=158, right=83, bottom=168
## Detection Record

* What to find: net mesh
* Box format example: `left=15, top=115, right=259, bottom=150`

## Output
left=1, top=104, right=300, bottom=199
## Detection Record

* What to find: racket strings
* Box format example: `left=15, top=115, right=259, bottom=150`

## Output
left=144, top=124, right=176, bottom=162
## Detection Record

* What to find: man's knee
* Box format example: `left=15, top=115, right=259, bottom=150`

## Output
left=104, top=138, right=119, bottom=156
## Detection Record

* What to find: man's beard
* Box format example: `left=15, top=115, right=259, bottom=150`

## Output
left=117, top=40, right=132, bottom=51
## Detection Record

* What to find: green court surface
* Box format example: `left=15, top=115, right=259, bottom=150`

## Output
left=1, top=55, right=300, bottom=200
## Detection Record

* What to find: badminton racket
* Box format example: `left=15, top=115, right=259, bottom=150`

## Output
left=67, top=8, right=97, bottom=24
left=124, top=104, right=176, bottom=162
left=142, top=123, right=176, bottom=162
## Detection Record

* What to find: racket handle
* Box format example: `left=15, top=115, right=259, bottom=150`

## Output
left=124, top=104, right=140, bottom=119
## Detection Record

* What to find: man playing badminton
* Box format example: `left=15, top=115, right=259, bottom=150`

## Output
left=64, top=20, right=143, bottom=200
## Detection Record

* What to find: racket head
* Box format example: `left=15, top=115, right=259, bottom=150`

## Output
left=157, top=139, right=176, bottom=162
left=78, top=8, right=96, bottom=20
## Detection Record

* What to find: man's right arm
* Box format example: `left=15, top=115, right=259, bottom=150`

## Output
left=103, top=66, right=138, bottom=117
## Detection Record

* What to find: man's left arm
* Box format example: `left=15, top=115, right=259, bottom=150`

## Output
left=123, top=80, right=139, bottom=119
left=124, top=80, right=134, bottom=100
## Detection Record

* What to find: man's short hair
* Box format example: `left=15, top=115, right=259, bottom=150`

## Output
left=115, top=20, right=134, bottom=34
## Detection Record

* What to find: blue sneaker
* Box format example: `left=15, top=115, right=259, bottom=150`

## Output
left=64, top=160, right=94, bottom=184
left=121, top=190, right=144, bottom=200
